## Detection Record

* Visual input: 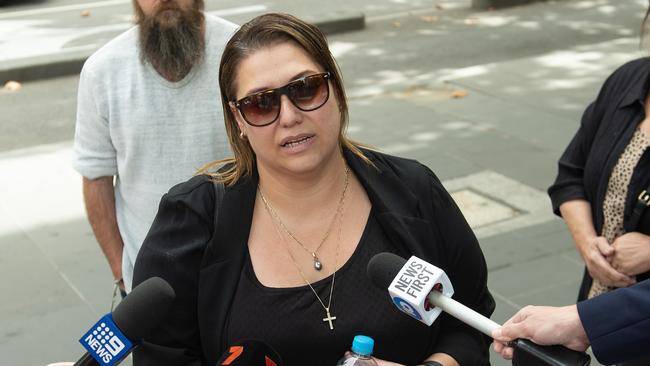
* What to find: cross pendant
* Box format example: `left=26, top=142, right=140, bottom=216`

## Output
left=322, top=308, right=337, bottom=330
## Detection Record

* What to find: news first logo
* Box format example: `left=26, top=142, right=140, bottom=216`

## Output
left=388, top=256, right=454, bottom=326
left=79, top=314, right=133, bottom=365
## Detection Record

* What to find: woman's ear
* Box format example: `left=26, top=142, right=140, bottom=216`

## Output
left=236, top=120, right=247, bottom=139
left=229, top=102, right=246, bottom=132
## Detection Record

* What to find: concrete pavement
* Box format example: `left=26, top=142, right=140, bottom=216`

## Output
left=1, top=0, right=648, bottom=365
left=0, top=0, right=470, bottom=83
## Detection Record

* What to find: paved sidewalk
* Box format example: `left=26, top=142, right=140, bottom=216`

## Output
left=0, top=0, right=474, bottom=82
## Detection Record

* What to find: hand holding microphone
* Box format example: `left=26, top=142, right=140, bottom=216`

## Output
left=492, top=304, right=590, bottom=359
left=367, top=253, right=591, bottom=366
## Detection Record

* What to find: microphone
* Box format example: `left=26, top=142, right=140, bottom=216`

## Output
left=216, top=340, right=283, bottom=366
left=73, top=277, right=175, bottom=366
left=367, top=252, right=591, bottom=366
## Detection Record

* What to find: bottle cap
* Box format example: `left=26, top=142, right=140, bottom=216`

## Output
left=351, top=335, right=374, bottom=356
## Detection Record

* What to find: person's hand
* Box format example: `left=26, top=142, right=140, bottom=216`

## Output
left=610, top=232, right=650, bottom=277
left=578, top=236, right=635, bottom=287
left=492, top=305, right=590, bottom=360
left=111, top=263, right=125, bottom=291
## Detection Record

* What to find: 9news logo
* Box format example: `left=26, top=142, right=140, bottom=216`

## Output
left=392, top=296, right=423, bottom=321
left=79, top=315, right=133, bottom=365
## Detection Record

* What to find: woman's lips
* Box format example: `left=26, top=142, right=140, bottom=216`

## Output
left=280, top=134, right=314, bottom=148
left=280, top=134, right=315, bottom=152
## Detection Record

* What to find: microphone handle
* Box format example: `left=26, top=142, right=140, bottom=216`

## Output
left=427, top=291, right=500, bottom=336
left=73, top=353, right=99, bottom=366
left=427, top=292, right=591, bottom=366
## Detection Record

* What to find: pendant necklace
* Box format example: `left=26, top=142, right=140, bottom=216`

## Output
left=258, top=165, right=349, bottom=329
left=258, top=166, right=349, bottom=271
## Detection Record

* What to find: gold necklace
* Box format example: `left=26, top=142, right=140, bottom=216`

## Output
left=258, top=165, right=349, bottom=330
left=258, top=166, right=350, bottom=271
left=266, top=216, right=342, bottom=330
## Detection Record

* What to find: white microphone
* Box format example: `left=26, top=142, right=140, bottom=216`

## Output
left=367, top=252, right=592, bottom=366
left=367, top=252, right=499, bottom=336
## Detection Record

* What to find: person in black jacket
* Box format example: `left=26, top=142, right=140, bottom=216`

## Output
left=548, top=14, right=650, bottom=366
left=132, top=13, right=494, bottom=366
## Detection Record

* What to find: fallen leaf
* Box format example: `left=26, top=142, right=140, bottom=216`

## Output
left=393, top=21, right=402, bottom=27
left=420, top=15, right=438, bottom=22
left=435, top=4, right=444, bottom=10
left=80, top=9, right=91, bottom=17
left=3, top=80, right=22, bottom=92
left=450, top=90, right=468, bottom=99
left=402, top=85, right=418, bottom=96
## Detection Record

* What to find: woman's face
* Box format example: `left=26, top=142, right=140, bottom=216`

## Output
left=231, top=41, right=342, bottom=177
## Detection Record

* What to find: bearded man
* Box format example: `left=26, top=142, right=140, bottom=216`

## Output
left=72, top=0, right=236, bottom=294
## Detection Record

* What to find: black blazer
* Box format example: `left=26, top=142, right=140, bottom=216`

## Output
left=548, top=58, right=650, bottom=299
left=133, top=148, right=495, bottom=366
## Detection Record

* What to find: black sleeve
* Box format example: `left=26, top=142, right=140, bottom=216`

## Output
left=547, top=63, right=625, bottom=216
left=547, top=101, right=598, bottom=216
left=132, top=176, right=215, bottom=366
left=423, top=166, right=496, bottom=366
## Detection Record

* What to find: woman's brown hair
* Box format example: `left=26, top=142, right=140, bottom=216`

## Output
left=198, top=13, right=371, bottom=186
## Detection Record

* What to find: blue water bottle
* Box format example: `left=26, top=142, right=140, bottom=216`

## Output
left=336, top=335, right=378, bottom=366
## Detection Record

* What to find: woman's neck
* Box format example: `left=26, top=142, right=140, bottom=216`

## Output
left=256, top=152, right=348, bottom=213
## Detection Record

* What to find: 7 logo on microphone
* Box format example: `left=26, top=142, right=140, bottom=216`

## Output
left=79, top=314, right=133, bottom=365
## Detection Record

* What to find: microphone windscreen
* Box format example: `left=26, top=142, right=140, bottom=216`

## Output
left=112, top=277, right=176, bottom=339
left=367, top=252, right=407, bottom=289
left=217, top=340, right=283, bottom=366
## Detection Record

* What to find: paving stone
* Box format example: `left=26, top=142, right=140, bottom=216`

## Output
left=487, top=252, right=584, bottom=302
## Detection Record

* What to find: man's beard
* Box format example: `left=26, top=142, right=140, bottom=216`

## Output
left=138, top=3, right=205, bottom=81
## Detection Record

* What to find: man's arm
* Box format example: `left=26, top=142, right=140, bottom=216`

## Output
left=82, top=176, right=124, bottom=289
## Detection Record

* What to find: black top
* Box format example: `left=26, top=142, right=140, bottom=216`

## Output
left=133, top=148, right=495, bottom=366
left=548, top=57, right=650, bottom=298
left=227, top=210, right=435, bottom=366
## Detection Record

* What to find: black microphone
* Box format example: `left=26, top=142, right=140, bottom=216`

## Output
left=216, top=340, right=283, bottom=366
left=73, top=277, right=175, bottom=366
left=367, top=252, right=591, bottom=366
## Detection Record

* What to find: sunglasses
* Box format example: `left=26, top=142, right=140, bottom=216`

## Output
left=231, top=72, right=331, bottom=127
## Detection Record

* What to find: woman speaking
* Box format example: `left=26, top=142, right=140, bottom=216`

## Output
left=133, top=13, right=495, bottom=366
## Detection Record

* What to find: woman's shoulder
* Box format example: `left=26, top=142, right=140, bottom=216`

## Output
left=359, top=148, right=445, bottom=195
left=167, top=174, right=215, bottom=197
left=360, top=148, right=429, bottom=175
left=156, top=174, right=219, bottom=223
left=612, top=57, right=650, bottom=74
left=134, top=175, right=218, bottom=286
left=603, top=57, right=650, bottom=89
